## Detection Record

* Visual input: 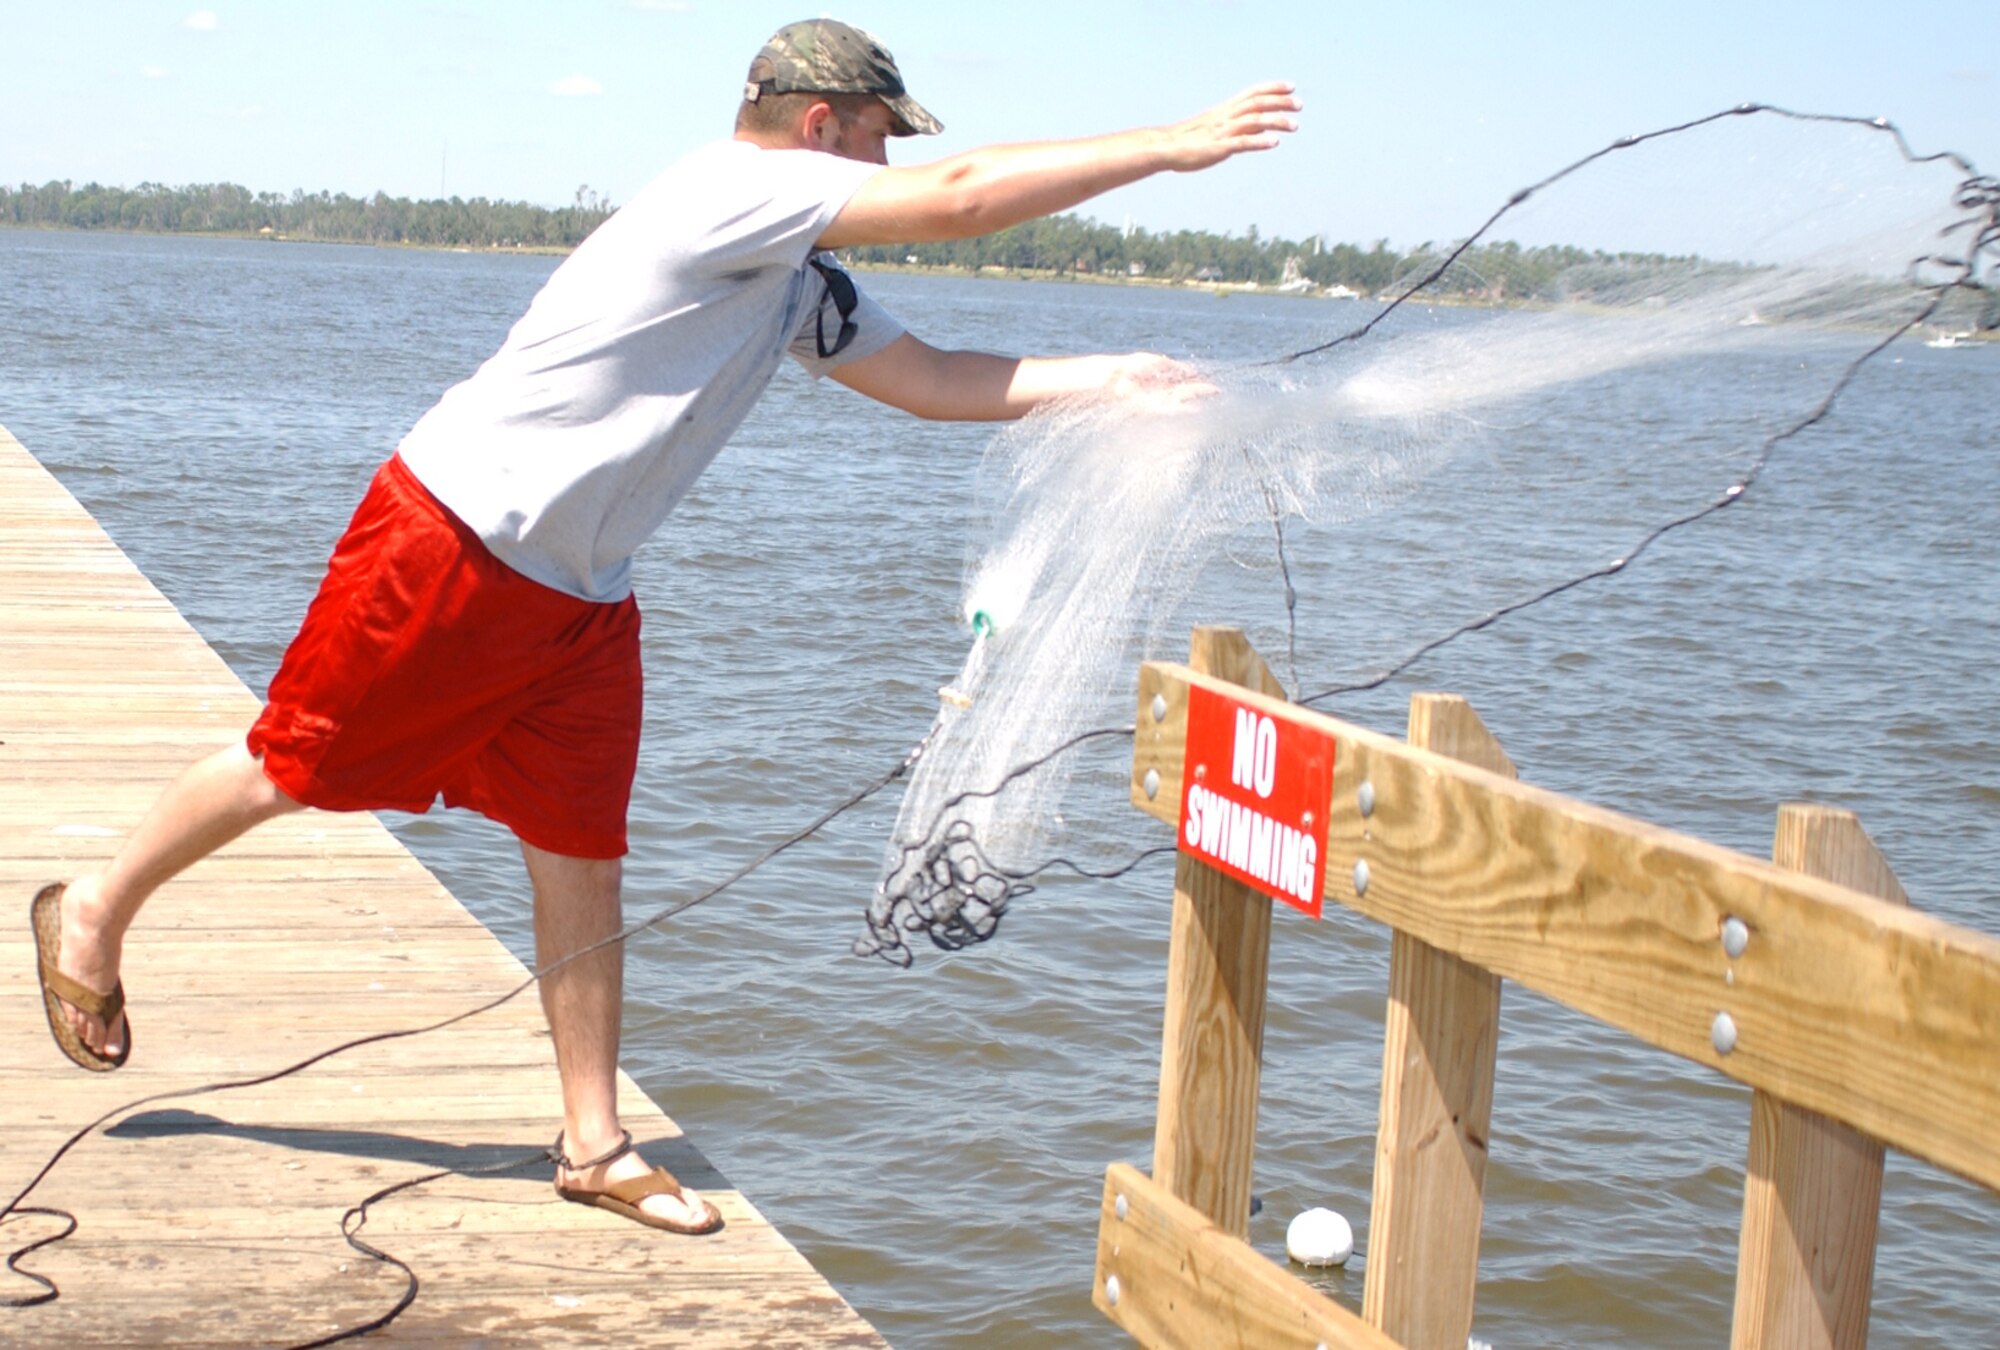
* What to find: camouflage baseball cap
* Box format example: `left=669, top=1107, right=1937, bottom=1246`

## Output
left=744, top=18, right=942, bottom=137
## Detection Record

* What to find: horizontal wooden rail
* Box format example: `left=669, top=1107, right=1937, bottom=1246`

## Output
left=1094, top=1163, right=1400, bottom=1350
left=1128, top=660, right=2000, bottom=1196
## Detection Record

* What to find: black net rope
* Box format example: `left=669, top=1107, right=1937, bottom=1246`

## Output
left=4, top=102, right=1994, bottom=1343
left=855, top=726, right=1151, bottom=963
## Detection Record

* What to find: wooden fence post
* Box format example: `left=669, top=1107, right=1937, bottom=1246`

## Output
left=1730, top=804, right=1909, bottom=1349
left=1362, top=694, right=1514, bottom=1347
left=1150, top=626, right=1286, bottom=1234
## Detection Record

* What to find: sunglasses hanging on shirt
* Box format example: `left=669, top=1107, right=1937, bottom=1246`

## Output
left=808, top=257, right=859, bottom=359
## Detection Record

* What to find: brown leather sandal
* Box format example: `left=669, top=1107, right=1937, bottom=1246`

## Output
left=31, top=882, right=132, bottom=1072
left=551, top=1130, right=722, bottom=1236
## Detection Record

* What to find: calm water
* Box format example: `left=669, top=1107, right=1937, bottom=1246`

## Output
left=3, top=227, right=1996, bottom=1347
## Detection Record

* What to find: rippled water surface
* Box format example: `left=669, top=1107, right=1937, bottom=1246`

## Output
left=4, top=228, right=1996, bottom=1347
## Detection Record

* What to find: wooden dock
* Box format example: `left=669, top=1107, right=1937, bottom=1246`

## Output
left=0, top=423, right=888, bottom=1347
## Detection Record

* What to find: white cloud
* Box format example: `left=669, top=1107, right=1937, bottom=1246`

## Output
left=139, top=65, right=169, bottom=79
left=182, top=10, right=220, bottom=31
left=548, top=75, right=604, bottom=97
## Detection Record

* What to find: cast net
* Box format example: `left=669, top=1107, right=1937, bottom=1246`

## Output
left=857, top=105, right=1997, bottom=965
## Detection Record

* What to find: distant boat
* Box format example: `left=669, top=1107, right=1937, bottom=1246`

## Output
left=1925, top=330, right=1974, bottom=349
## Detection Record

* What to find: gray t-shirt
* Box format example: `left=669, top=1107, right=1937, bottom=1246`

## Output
left=398, top=140, right=903, bottom=603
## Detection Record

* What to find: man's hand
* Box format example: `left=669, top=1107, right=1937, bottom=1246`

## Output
left=1160, top=82, right=1303, bottom=172
left=1096, top=351, right=1219, bottom=412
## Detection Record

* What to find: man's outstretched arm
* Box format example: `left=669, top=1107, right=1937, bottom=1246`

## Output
left=817, top=82, right=1301, bottom=250
left=830, top=333, right=1205, bottom=421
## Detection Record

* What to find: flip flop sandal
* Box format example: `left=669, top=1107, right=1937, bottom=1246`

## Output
left=551, top=1130, right=723, bottom=1236
left=31, top=882, right=132, bottom=1072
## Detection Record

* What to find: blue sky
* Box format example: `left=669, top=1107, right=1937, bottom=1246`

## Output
left=6, top=1, right=1994, bottom=249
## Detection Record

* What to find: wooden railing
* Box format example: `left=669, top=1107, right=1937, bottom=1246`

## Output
left=1092, top=627, right=2000, bottom=1349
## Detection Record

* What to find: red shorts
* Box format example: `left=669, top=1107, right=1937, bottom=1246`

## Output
left=247, top=455, right=642, bottom=859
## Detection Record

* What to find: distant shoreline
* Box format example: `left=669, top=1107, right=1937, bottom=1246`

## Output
left=843, top=258, right=1351, bottom=299
left=6, top=222, right=1991, bottom=337
left=0, top=221, right=1345, bottom=296
left=0, top=220, right=574, bottom=257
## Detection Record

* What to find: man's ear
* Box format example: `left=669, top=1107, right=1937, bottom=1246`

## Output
left=800, top=99, right=839, bottom=150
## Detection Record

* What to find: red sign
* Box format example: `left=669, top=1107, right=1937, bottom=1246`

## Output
left=1178, top=684, right=1336, bottom=917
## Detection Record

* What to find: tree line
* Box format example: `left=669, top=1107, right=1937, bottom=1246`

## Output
left=847, top=214, right=1417, bottom=290
left=1, top=179, right=614, bottom=249
left=841, top=217, right=1720, bottom=299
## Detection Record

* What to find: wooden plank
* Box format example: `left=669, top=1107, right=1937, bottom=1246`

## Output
left=1731, top=805, right=1904, bottom=1350
left=1093, top=1162, right=1403, bottom=1350
left=1363, top=694, right=1511, bottom=1348
left=0, top=422, right=887, bottom=1348
left=1129, top=660, right=2000, bottom=1194
left=1149, top=627, right=1281, bottom=1235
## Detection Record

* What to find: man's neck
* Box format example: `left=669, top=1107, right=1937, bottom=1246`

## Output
left=734, top=129, right=812, bottom=152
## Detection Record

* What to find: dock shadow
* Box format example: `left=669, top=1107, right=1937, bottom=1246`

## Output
left=105, top=1109, right=720, bottom=1184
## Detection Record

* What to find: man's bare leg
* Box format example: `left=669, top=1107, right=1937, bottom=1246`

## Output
left=57, top=739, right=305, bottom=1057
left=522, top=840, right=711, bottom=1228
